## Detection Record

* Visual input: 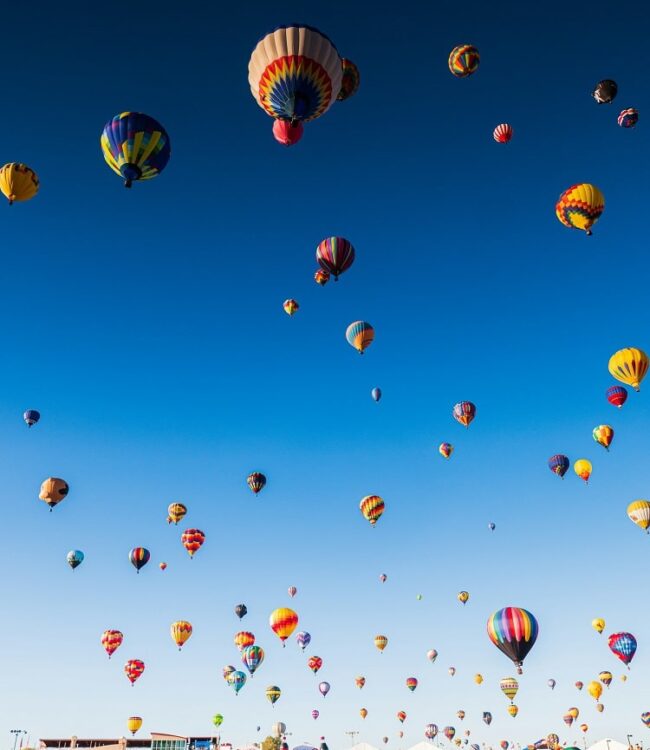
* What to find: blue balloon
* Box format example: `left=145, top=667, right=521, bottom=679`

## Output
left=371, top=387, right=382, bottom=402
left=66, top=550, right=84, bottom=570
left=24, top=409, right=40, bottom=427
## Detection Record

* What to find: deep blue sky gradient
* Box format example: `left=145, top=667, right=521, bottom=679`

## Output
left=2, top=1, right=650, bottom=748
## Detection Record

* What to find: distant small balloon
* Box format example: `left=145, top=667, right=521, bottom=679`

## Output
left=23, top=409, right=40, bottom=427
left=439, top=442, right=454, bottom=459
left=488, top=522, right=496, bottom=531
left=427, top=649, right=438, bottom=663
left=318, top=681, right=330, bottom=697
left=372, top=387, right=382, bottom=402
left=379, top=573, right=387, bottom=583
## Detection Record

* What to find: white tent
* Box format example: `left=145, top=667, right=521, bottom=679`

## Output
left=587, top=740, right=629, bottom=750
left=349, top=743, right=380, bottom=750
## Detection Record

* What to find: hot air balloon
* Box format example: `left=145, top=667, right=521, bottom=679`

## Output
left=248, top=25, right=343, bottom=141
left=230, top=671, right=247, bottom=695
left=380, top=573, right=387, bottom=583
left=587, top=681, right=602, bottom=701
left=101, top=112, right=170, bottom=188
left=439, top=443, right=454, bottom=459
left=568, top=707, right=579, bottom=720
left=346, top=321, right=374, bottom=354
left=338, top=59, right=360, bottom=101
left=427, top=649, right=438, bottom=663
left=580, top=725, right=588, bottom=734
left=124, top=659, right=145, bottom=686
left=425, top=725, right=438, bottom=740
left=406, top=677, right=418, bottom=692
left=312, top=709, right=320, bottom=720
left=596, top=701, right=604, bottom=712
left=487, top=607, right=539, bottom=674
left=360, top=495, right=384, bottom=526
left=127, top=717, right=143, bottom=736
left=271, top=723, right=285, bottom=737
left=382, top=739, right=388, bottom=745
left=181, top=528, right=205, bottom=557
left=308, top=656, right=323, bottom=674
left=317, top=237, right=355, bottom=280
left=458, top=591, right=470, bottom=605
left=448, top=45, right=479, bottom=77
left=489, top=522, right=496, bottom=531
left=608, top=347, right=649, bottom=391
left=599, top=671, right=613, bottom=688
left=627, top=500, right=650, bottom=533
left=222, top=665, right=236, bottom=681
left=593, top=425, right=614, bottom=450
left=456, top=711, right=465, bottom=721
left=608, top=632, right=637, bottom=667
left=618, top=108, right=639, bottom=128
left=555, top=184, right=604, bottom=235
left=507, top=705, right=518, bottom=718
left=641, top=712, right=650, bottom=727
left=606, top=385, right=628, bottom=407
left=159, top=562, right=167, bottom=571
left=444, top=727, right=456, bottom=741
left=170, top=621, right=193, bottom=650
left=563, top=714, right=573, bottom=727
left=453, top=402, right=476, bottom=428
left=482, top=713, right=492, bottom=726
left=39, top=477, right=69, bottom=511
left=355, top=676, right=366, bottom=688
left=319, top=681, right=330, bottom=697
left=375, top=635, right=388, bottom=652
left=272, top=119, right=304, bottom=146
left=360, top=708, right=368, bottom=719
left=269, top=607, right=298, bottom=645
left=66, top=550, right=84, bottom=570
left=547, top=735, right=559, bottom=750
left=212, top=715, right=223, bottom=728
left=500, top=742, right=508, bottom=750
left=23, top=409, right=40, bottom=427
left=493, top=124, right=513, bottom=143
left=235, top=604, right=248, bottom=620
left=448, top=667, right=456, bottom=677
left=101, top=629, right=123, bottom=658
left=574, top=459, right=592, bottom=483
left=242, top=645, right=265, bottom=676
left=548, top=454, right=570, bottom=478
left=372, top=387, right=382, bottom=402
left=234, top=631, right=255, bottom=651
left=575, top=681, right=584, bottom=690
left=0, top=163, right=39, bottom=205
left=167, top=503, right=187, bottom=524
left=592, top=618, right=606, bottom=634
left=129, top=547, right=150, bottom=573
left=500, top=677, right=519, bottom=703
left=288, top=586, right=298, bottom=599
left=397, top=712, right=407, bottom=724
left=296, top=631, right=311, bottom=650
left=621, top=674, right=628, bottom=682
left=592, top=79, right=617, bottom=104
left=474, top=674, right=484, bottom=684
left=283, top=299, right=299, bottom=316
left=314, top=269, right=330, bottom=286
left=547, top=679, right=556, bottom=689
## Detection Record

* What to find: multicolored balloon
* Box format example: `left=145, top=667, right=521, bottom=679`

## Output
left=283, top=299, right=299, bottom=316
left=641, top=712, right=650, bottom=727
left=167, top=503, right=187, bottom=525
left=493, top=124, right=513, bottom=143
left=355, top=675, right=366, bottom=688
left=101, top=629, right=123, bottom=658
left=269, top=607, right=298, bottom=645
left=456, top=711, right=465, bottom=721
left=443, top=727, right=456, bottom=741
left=458, top=591, right=469, bottom=605
left=499, top=677, right=519, bottom=702
left=439, top=442, right=454, bottom=459
left=599, top=670, right=613, bottom=688
left=247, top=472, right=266, bottom=494
left=453, top=402, right=476, bottom=428
left=338, top=59, right=360, bottom=101
left=487, top=606, right=539, bottom=674
left=39, top=477, right=69, bottom=511
left=575, top=681, right=584, bottom=690
left=425, top=724, right=438, bottom=740
left=308, top=656, right=323, bottom=674
left=448, top=45, right=479, bottom=77
left=67, top=550, right=84, bottom=570
left=593, top=425, right=614, bottom=450
left=314, top=269, right=330, bottom=286
left=606, top=385, right=628, bottom=407
left=129, top=547, right=150, bottom=573
left=124, top=659, right=145, bottom=686
left=23, top=409, right=40, bottom=427
left=555, top=184, right=605, bottom=235
left=242, top=645, right=265, bottom=675
left=406, top=677, right=418, bottom=692
left=346, top=321, right=374, bottom=354
left=159, top=562, right=167, bottom=571
left=592, top=79, right=617, bottom=104
left=375, top=634, right=388, bottom=652
left=448, top=667, right=456, bottom=676
left=618, top=108, right=639, bottom=128
left=574, top=459, right=592, bottom=483
left=317, top=237, right=355, bottom=280
left=0, top=163, right=39, bottom=204
left=170, top=620, right=193, bottom=650
left=312, top=709, right=320, bottom=720
left=360, top=495, right=385, bottom=526
left=627, top=500, right=650, bottom=533
left=608, top=631, right=637, bottom=667
left=608, top=347, right=649, bottom=391
left=296, top=631, right=311, bottom=650
left=234, top=631, right=255, bottom=651
left=230, top=671, right=247, bottom=695
left=181, top=528, right=205, bottom=557
left=548, top=454, right=570, bottom=478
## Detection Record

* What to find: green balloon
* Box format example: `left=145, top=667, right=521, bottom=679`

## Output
left=213, top=714, right=223, bottom=727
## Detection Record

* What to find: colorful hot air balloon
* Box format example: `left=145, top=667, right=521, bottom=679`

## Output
left=308, top=656, right=323, bottom=674
left=265, top=684, right=281, bottom=705
left=547, top=678, right=556, bottom=689
left=499, top=677, right=519, bottom=703
left=346, top=321, right=374, bottom=354
left=129, top=547, right=150, bottom=573
left=627, top=500, right=650, bottom=533
left=482, top=713, right=492, bottom=726
left=159, top=562, right=167, bottom=571
left=360, top=495, right=384, bottom=526
left=170, top=620, right=193, bottom=650
left=124, top=659, right=145, bottom=686
left=487, top=607, right=539, bottom=674
left=448, top=667, right=456, bottom=676
left=0, top=163, right=39, bottom=205
left=608, top=347, right=649, bottom=391
left=555, top=184, right=604, bottom=235
left=641, top=712, right=650, bottom=727
left=548, top=454, right=570, bottom=478
left=608, top=632, right=637, bottom=667
left=101, top=112, right=171, bottom=188
left=181, top=528, right=205, bottom=557
left=458, top=591, right=470, bottom=605
left=500, top=742, right=508, bottom=750
left=222, top=665, right=236, bottom=681
left=296, top=631, right=311, bottom=650
left=101, top=629, right=123, bottom=658
left=592, top=79, right=617, bottom=104
left=242, top=645, right=265, bottom=676
left=568, top=707, right=579, bottom=720
left=606, top=385, right=628, bottom=407
left=272, top=119, right=304, bottom=146
left=593, top=425, right=614, bottom=451
left=283, top=299, right=299, bottom=316
left=127, top=717, right=143, bottom=736
left=474, top=674, right=484, bottom=684
left=230, top=671, right=247, bottom=695
left=563, top=714, right=574, bottom=727
left=39, top=477, right=69, bottom=511
left=425, top=725, right=438, bottom=740
left=314, top=269, right=330, bottom=286
left=375, top=635, right=388, bottom=652
left=338, top=59, right=360, bottom=101
left=317, top=237, right=355, bottom=280
left=456, top=711, right=465, bottom=721
left=312, top=709, right=320, bottom=720
left=355, top=676, right=366, bottom=688
left=507, top=705, right=518, bottom=718
left=453, top=402, right=476, bottom=428
left=167, top=503, right=187, bottom=524
left=397, top=712, right=407, bottom=724
left=439, top=443, right=454, bottom=459
left=448, top=45, right=479, bottom=77
left=592, top=618, right=606, bottom=634
left=444, top=727, right=456, bottom=741
left=23, top=409, right=40, bottom=427
left=574, top=459, right=592, bottom=483
left=406, top=677, right=418, bottom=692
left=580, top=724, right=588, bottom=734
left=587, top=681, right=602, bottom=701
left=66, top=550, right=84, bottom=570
left=235, top=604, right=248, bottom=620
left=547, top=735, right=559, bottom=750
left=599, top=670, right=613, bottom=687
left=248, top=25, right=342, bottom=138
left=575, top=681, right=584, bottom=690
left=319, top=681, right=330, bottom=697
left=247, top=472, right=266, bottom=494
left=372, top=387, right=382, bottom=402
left=212, top=715, right=223, bottom=728
left=234, top=631, right=255, bottom=651
left=269, top=607, right=298, bottom=645
left=618, top=108, right=639, bottom=128
left=493, top=124, right=513, bottom=143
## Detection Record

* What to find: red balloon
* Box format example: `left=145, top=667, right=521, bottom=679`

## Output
left=273, top=120, right=304, bottom=147
left=493, top=124, right=513, bottom=143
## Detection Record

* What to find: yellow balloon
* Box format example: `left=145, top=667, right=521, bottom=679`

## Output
left=457, top=590, right=469, bottom=605
left=127, top=717, right=143, bottom=736
left=587, top=680, right=602, bottom=701
left=608, top=347, right=649, bottom=392
left=499, top=676, right=519, bottom=702
left=170, top=620, right=193, bottom=650
left=568, top=707, right=579, bottom=719
left=374, top=635, right=388, bottom=652
left=574, top=459, right=592, bottom=483
left=596, top=703, right=604, bottom=713
left=474, top=673, right=483, bottom=685
left=627, top=500, right=650, bottom=533
left=507, top=704, right=518, bottom=718
left=591, top=618, right=605, bottom=634
left=621, top=674, right=628, bottom=682
left=0, top=162, right=39, bottom=205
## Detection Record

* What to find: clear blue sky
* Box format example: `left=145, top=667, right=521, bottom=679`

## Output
left=2, top=1, right=650, bottom=749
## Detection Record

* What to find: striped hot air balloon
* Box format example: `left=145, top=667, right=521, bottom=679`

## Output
left=269, top=607, right=298, bottom=645
left=608, top=347, right=649, bottom=391
left=170, top=620, right=193, bottom=650
left=618, top=108, right=639, bottom=128
left=448, top=44, right=479, bottom=77
left=360, top=495, right=385, bottom=526
left=453, top=402, right=476, bottom=428
left=606, top=385, right=628, bottom=407
left=493, top=124, right=513, bottom=143
left=124, top=658, right=145, bottom=685
left=487, top=607, right=539, bottom=674
left=548, top=454, right=570, bottom=478
left=627, top=500, right=650, bottom=533
left=338, top=59, right=360, bottom=101
left=181, top=528, right=205, bottom=557
left=555, top=183, right=605, bottom=235
left=316, top=237, right=355, bottom=280
left=129, top=547, right=150, bottom=573
left=0, top=163, right=39, bottom=204
left=101, top=629, right=123, bottom=658
left=346, top=321, right=374, bottom=353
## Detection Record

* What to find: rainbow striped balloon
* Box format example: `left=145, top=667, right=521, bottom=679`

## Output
left=487, top=607, right=539, bottom=674
left=360, top=495, right=385, bottom=526
left=448, top=44, right=480, bottom=77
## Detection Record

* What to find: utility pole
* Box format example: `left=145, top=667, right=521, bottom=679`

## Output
left=11, top=730, right=27, bottom=750
left=344, top=732, right=358, bottom=748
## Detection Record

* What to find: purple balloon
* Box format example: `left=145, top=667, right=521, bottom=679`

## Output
left=318, top=681, right=330, bottom=697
